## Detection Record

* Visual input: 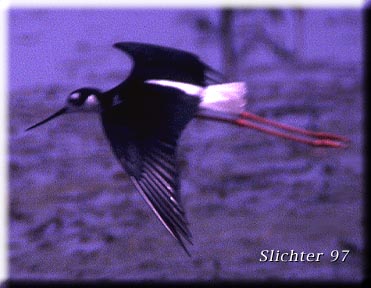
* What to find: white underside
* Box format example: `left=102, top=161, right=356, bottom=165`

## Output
left=145, top=79, right=247, bottom=114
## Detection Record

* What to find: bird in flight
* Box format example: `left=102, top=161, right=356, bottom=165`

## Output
left=26, top=42, right=349, bottom=255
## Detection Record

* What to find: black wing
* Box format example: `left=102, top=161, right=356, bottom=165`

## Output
left=113, top=42, right=219, bottom=86
left=101, top=85, right=200, bottom=255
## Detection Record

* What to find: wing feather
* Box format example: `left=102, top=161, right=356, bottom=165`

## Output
left=113, top=42, right=218, bottom=86
left=101, top=86, right=199, bottom=255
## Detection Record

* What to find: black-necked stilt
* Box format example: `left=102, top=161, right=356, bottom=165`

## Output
left=26, top=42, right=349, bottom=255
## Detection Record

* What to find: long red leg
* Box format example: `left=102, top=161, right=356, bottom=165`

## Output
left=196, top=112, right=349, bottom=148
left=240, top=111, right=349, bottom=143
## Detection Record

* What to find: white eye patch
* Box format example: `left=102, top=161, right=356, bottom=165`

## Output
left=86, top=94, right=98, bottom=105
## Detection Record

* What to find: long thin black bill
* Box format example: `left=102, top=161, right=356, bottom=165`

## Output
left=26, top=107, right=68, bottom=131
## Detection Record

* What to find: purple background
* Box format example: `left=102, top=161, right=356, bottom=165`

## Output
left=8, top=9, right=363, bottom=281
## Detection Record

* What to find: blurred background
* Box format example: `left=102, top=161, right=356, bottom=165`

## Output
left=8, top=9, right=363, bottom=281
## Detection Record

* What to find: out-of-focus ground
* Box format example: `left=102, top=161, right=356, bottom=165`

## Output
left=8, top=9, right=363, bottom=281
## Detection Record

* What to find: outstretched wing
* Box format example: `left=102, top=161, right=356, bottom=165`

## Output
left=113, top=42, right=219, bottom=86
left=101, top=85, right=200, bottom=255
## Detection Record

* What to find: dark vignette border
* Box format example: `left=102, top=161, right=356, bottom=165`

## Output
left=363, top=3, right=370, bottom=287
left=1, top=280, right=368, bottom=288
left=1, top=6, right=369, bottom=288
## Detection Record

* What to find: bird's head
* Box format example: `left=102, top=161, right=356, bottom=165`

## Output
left=26, top=87, right=102, bottom=131
left=66, top=88, right=102, bottom=112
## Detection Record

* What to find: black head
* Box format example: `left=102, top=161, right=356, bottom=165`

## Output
left=26, top=87, right=102, bottom=131
left=67, top=88, right=102, bottom=109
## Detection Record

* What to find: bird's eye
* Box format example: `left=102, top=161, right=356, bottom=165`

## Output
left=69, top=92, right=80, bottom=100
left=68, top=92, right=82, bottom=105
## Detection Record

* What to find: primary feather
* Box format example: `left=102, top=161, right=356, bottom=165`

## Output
left=101, top=81, right=200, bottom=254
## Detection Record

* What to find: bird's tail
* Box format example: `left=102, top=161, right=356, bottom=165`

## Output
left=200, top=82, right=247, bottom=114
left=145, top=79, right=247, bottom=114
